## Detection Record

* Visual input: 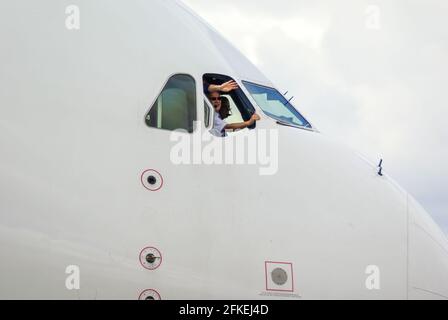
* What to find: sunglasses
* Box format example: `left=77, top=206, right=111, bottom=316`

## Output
left=210, top=97, right=222, bottom=101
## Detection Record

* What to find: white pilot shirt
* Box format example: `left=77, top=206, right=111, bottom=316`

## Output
left=209, top=112, right=227, bottom=137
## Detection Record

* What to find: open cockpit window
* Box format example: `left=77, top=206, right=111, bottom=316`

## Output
left=203, top=74, right=256, bottom=131
left=145, top=74, right=197, bottom=133
left=243, top=81, right=312, bottom=129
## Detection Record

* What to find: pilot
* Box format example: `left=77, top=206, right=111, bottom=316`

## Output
left=208, top=91, right=260, bottom=137
left=204, top=80, right=239, bottom=95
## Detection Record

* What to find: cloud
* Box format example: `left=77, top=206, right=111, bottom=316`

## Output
left=182, top=0, right=448, bottom=235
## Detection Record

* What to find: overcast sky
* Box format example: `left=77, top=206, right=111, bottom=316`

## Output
left=183, top=0, right=448, bottom=234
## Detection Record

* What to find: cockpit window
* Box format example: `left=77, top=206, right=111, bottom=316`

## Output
left=243, top=81, right=312, bottom=129
left=145, top=74, right=197, bottom=133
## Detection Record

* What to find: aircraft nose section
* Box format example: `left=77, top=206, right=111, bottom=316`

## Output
left=250, top=127, right=424, bottom=298
left=407, top=196, right=448, bottom=299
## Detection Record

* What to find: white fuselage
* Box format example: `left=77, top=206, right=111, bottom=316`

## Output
left=0, top=0, right=447, bottom=299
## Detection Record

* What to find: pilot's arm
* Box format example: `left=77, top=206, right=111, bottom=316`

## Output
left=207, top=80, right=239, bottom=93
left=225, top=114, right=260, bottom=131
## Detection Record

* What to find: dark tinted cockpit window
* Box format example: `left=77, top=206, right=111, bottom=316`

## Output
left=146, top=74, right=197, bottom=133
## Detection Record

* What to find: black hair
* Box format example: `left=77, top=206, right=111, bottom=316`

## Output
left=219, top=96, right=232, bottom=120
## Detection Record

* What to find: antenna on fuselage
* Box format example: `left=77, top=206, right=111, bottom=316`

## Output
left=378, top=159, right=384, bottom=176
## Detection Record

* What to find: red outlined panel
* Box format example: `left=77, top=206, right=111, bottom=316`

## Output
left=141, top=169, right=164, bottom=192
left=139, top=247, right=163, bottom=270
left=265, top=261, right=294, bottom=293
left=138, top=289, right=161, bottom=300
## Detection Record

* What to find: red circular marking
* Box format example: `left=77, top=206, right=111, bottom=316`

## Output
left=138, top=289, right=161, bottom=300
left=139, top=246, right=163, bottom=270
left=140, top=169, right=164, bottom=192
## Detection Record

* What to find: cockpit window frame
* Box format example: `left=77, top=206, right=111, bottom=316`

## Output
left=203, top=98, right=213, bottom=129
left=203, top=73, right=257, bottom=130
